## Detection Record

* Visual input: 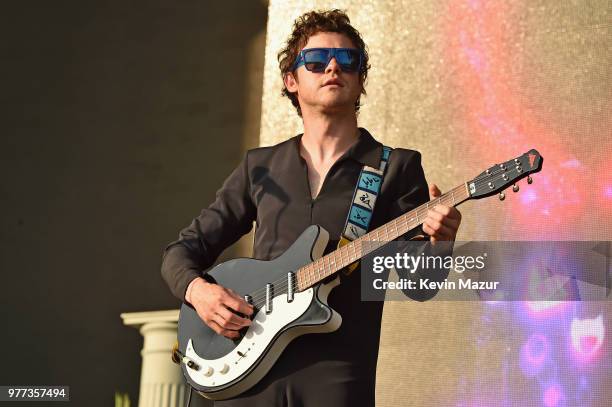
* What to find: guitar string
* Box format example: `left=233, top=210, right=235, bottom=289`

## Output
left=234, top=165, right=529, bottom=309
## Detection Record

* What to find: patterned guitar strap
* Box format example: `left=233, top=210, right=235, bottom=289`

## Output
left=338, top=145, right=392, bottom=276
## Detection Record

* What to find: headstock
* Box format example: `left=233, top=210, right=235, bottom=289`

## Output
left=468, top=149, right=543, bottom=200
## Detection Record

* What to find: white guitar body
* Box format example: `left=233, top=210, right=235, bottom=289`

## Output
left=178, top=225, right=342, bottom=400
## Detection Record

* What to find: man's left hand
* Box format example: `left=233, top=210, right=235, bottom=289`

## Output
left=422, top=183, right=462, bottom=243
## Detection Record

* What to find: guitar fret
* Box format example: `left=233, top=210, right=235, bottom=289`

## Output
left=343, top=245, right=349, bottom=268
left=303, top=265, right=307, bottom=288
left=321, top=258, right=325, bottom=278
left=309, top=261, right=314, bottom=285
left=339, top=246, right=346, bottom=269
left=322, top=256, right=326, bottom=279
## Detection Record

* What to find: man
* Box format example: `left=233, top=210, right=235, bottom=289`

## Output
left=162, top=9, right=461, bottom=406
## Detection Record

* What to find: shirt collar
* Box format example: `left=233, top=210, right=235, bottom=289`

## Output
left=293, top=127, right=383, bottom=169
left=347, top=127, right=383, bottom=169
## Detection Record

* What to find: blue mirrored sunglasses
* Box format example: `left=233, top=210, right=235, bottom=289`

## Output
left=292, top=47, right=364, bottom=73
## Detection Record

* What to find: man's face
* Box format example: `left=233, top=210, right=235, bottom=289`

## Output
left=285, top=32, right=363, bottom=116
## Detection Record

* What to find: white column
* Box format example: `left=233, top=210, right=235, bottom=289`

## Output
left=121, top=309, right=187, bottom=407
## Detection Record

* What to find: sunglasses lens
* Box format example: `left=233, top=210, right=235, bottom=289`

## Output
left=303, top=49, right=330, bottom=72
left=336, top=49, right=361, bottom=72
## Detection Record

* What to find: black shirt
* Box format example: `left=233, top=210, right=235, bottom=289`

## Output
left=161, top=127, right=431, bottom=384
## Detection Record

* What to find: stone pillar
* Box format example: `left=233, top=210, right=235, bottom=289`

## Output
left=121, top=310, right=189, bottom=407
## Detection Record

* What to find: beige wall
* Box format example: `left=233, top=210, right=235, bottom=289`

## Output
left=260, top=1, right=611, bottom=406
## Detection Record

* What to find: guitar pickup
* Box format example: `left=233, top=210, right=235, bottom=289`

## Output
left=265, top=283, right=273, bottom=314
left=287, top=272, right=295, bottom=302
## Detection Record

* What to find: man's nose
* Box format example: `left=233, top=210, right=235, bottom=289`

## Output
left=325, top=57, right=341, bottom=74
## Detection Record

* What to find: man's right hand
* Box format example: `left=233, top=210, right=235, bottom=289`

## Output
left=186, top=277, right=254, bottom=339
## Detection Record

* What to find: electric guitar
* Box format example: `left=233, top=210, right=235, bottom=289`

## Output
left=175, top=149, right=543, bottom=400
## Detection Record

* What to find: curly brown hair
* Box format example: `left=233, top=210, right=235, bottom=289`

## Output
left=277, top=9, right=371, bottom=117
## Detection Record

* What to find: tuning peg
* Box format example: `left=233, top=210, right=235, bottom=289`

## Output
left=499, top=192, right=505, bottom=201
left=512, top=184, right=519, bottom=192
left=527, top=175, right=533, bottom=184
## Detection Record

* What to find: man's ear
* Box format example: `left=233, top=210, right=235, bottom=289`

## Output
left=284, top=72, right=299, bottom=93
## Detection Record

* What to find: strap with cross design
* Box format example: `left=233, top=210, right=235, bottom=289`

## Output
left=338, top=145, right=392, bottom=275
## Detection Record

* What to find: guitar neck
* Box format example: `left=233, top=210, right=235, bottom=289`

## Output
left=295, top=183, right=471, bottom=291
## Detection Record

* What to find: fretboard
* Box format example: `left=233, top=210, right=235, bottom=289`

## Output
left=295, top=183, right=470, bottom=291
